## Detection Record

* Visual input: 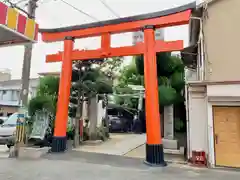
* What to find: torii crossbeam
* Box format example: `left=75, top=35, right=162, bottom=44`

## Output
left=39, top=2, right=195, bottom=166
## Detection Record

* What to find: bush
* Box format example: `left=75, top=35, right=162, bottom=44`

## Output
left=159, top=85, right=177, bottom=106
left=174, top=118, right=185, bottom=132
left=28, top=96, right=55, bottom=116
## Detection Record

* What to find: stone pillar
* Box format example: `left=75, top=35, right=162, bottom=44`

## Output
left=163, top=105, right=178, bottom=150
left=88, top=97, right=98, bottom=140
left=164, top=105, right=174, bottom=139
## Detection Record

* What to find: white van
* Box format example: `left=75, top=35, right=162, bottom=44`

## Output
left=0, top=113, right=18, bottom=148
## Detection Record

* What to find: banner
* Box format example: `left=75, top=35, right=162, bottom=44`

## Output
left=29, top=111, right=50, bottom=140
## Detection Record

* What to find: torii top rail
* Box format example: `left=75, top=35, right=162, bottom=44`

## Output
left=39, top=2, right=195, bottom=166
left=40, top=2, right=195, bottom=62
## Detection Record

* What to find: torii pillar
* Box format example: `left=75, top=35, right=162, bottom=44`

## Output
left=51, top=36, right=74, bottom=152
left=143, top=25, right=165, bottom=165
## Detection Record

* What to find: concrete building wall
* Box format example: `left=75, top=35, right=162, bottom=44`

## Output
left=206, top=83, right=240, bottom=167
left=0, top=70, right=11, bottom=82
left=185, top=0, right=240, bottom=167
left=187, top=82, right=240, bottom=167
left=0, top=78, right=39, bottom=116
left=0, top=72, right=11, bottom=81
left=0, top=78, right=39, bottom=102
left=207, top=84, right=240, bottom=97
left=203, top=0, right=240, bottom=81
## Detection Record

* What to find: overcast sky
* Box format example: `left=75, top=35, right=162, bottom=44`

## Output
left=0, top=0, right=200, bottom=79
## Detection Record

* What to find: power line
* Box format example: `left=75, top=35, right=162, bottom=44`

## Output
left=58, top=0, right=100, bottom=21
left=15, top=0, right=28, bottom=5
left=55, top=0, right=118, bottom=47
left=38, top=0, right=53, bottom=5
left=99, top=0, right=120, bottom=18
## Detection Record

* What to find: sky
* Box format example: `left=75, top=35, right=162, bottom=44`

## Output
left=0, top=0, right=201, bottom=79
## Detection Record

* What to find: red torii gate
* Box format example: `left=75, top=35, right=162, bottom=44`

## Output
left=39, top=2, right=195, bottom=166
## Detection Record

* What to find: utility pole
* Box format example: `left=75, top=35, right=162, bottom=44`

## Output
left=10, top=0, right=39, bottom=158
left=20, top=0, right=38, bottom=107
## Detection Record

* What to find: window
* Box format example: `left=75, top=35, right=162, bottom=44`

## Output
left=108, top=108, right=118, bottom=116
left=11, top=90, right=20, bottom=101
left=2, top=113, right=18, bottom=126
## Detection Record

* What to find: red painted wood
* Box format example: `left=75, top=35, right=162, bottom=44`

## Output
left=41, top=10, right=191, bottom=42
left=0, top=2, right=8, bottom=25
left=34, top=24, right=39, bottom=41
left=45, top=40, right=183, bottom=63
left=17, top=13, right=27, bottom=34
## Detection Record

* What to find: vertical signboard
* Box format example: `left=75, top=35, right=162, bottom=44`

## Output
left=132, top=28, right=164, bottom=45
left=16, top=107, right=27, bottom=143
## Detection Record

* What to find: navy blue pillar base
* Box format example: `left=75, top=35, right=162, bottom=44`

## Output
left=144, top=144, right=167, bottom=166
left=51, top=136, right=67, bottom=153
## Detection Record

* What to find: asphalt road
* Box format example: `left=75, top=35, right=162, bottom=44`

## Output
left=0, top=145, right=8, bottom=158
left=0, top=151, right=239, bottom=180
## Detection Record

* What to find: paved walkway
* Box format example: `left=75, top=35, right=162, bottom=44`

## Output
left=74, top=133, right=146, bottom=156
left=0, top=151, right=239, bottom=180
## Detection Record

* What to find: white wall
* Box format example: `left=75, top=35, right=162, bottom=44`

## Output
left=206, top=83, right=240, bottom=166
left=188, top=83, right=240, bottom=166
left=187, top=85, right=208, bottom=159
left=207, top=84, right=240, bottom=97
left=97, top=100, right=106, bottom=127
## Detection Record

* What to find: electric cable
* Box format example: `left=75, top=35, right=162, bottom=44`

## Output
left=15, top=0, right=28, bottom=5
left=58, top=0, right=100, bottom=21
left=98, top=0, right=120, bottom=18
left=38, top=0, right=53, bottom=5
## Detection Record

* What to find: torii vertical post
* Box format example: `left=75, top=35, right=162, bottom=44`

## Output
left=51, top=36, right=74, bottom=152
left=143, top=25, right=165, bottom=165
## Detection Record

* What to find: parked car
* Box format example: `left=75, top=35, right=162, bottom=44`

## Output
left=107, top=107, right=133, bottom=133
left=0, top=113, right=18, bottom=148
left=109, top=116, right=130, bottom=132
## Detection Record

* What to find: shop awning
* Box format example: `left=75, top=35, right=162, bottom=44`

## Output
left=0, top=2, right=38, bottom=47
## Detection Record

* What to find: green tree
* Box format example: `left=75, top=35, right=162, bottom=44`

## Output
left=118, top=61, right=143, bottom=86
left=28, top=76, right=59, bottom=116
left=37, top=76, right=59, bottom=97
left=113, top=60, right=142, bottom=109
left=69, top=60, right=113, bottom=118
left=135, top=53, right=184, bottom=105
left=99, top=57, right=123, bottom=80
left=114, top=53, right=185, bottom=108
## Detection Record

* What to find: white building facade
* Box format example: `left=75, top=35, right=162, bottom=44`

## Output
left=183, top=0, right=240, bottom=168
left=0, top=78, right=39, bottom=116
